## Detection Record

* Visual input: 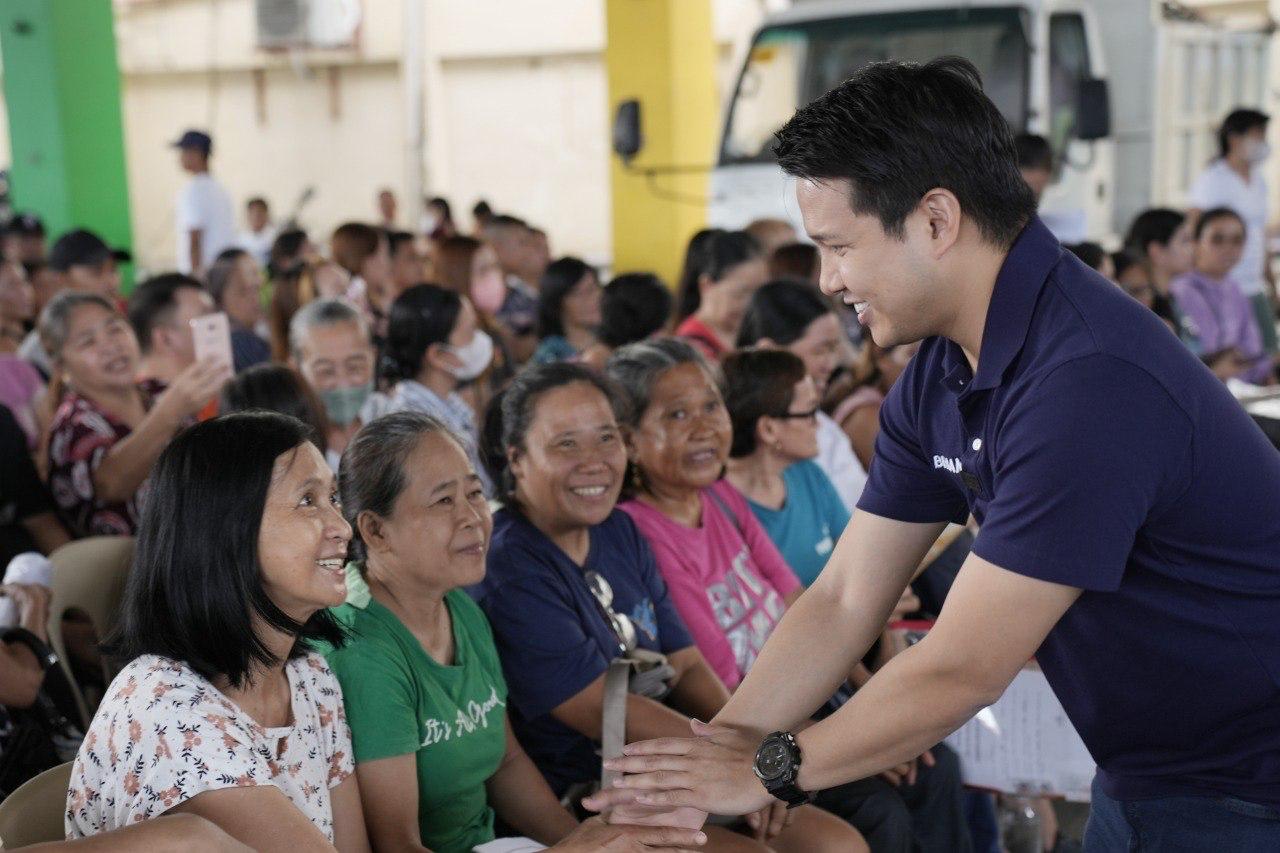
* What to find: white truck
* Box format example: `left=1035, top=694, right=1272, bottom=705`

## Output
left=707, top=0, right=1272, bottom=244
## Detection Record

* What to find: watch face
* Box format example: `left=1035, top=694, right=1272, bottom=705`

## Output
left=756, top=740, right=790, bottom=781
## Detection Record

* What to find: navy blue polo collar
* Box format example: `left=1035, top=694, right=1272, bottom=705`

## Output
left=941, top=216, right=1062, bottom=396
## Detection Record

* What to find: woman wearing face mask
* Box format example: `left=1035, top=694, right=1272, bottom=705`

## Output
left=1189, top=109, right=1277, bottom=355
left=674, top=231, right=769, bottom=362
left=1173, top=207, right=1280, bottom=385
left=66, top=412, right=369, bottom=849
left=737, top=280, right=866, bottom=511
left=365, top=284, right=495, bottom=494
left=433, top=236, right=515, bottom=399
left=39, top=291, right=229, bottom=537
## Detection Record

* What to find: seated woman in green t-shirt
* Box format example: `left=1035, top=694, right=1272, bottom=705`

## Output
left=321, top=411, right=706, bottom=853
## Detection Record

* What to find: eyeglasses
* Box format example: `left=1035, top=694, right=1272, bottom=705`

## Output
left=772, top=406, right=820, bottom=422
left=584, top=570, right=638, bottom=655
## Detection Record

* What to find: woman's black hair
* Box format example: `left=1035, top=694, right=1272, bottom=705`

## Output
left=1111, top=249, right=1143, bottom=281
left=1065, top=242, right=1107, bottom=273
left=1193, top=206, right=1245, bottom=241
left=1217, top=108, right=1269, bottom=159
left=768, top=243, right=819, bottom=281
left=268, top=229, right=308, bottom=279
left=536, top=256, right=594, bottom=339
left=339, top=411, right=456, bottom=563
left=721, top=349, right=807, bottom=458
left=383, top=283, right=462, bottom=382
left=1124, top=208, right=1185, bottom=259
left=102, top=413, right=345, bottom=687
left=492, top=362, right=627, bottom=506
left=736, top=279, right=832, bottom=348
left=428, top=196, right=453, bottom=222
left=598, top=273, right=672, bottom=348
left=674, top=230, right=762, bottom=322
left=219, top=364, right=330, bottom=454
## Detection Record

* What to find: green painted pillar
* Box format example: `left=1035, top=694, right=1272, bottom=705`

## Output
left=0, top=0, right=132, bottom=280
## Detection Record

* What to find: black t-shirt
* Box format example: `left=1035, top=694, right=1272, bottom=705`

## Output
left=0, top=403, right=53, bottom=566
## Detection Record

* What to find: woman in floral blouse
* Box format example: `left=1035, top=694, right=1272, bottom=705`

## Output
left=38, top=291, right=227, bottom=537
left=65, top=412, right=370, bottom=851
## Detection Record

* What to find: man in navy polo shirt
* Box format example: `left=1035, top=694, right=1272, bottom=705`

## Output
left=587, top=57, right=1280, bottom=850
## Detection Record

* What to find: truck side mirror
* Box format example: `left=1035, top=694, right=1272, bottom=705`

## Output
left=613, top=99, right=643, bottom=164
left=1076, top=78, right=1111, bottom=141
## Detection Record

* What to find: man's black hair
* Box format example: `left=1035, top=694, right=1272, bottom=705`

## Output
left=773, top=56, right=1036, bottom=248
left=598, top=273, right=672, bottom=348
left=1218, top=108, right=1269, bottom=159
left=103, top=412, right=345, bottom=687
left=1014, top=134, right=1054, bottom=172
left=126, top=272, right=204, bottom=355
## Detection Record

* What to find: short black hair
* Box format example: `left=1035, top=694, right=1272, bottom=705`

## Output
left=387, top=230, right=415, bottom=258
left=721, top=349, right=807, bottom=458
left=246, top=197, right=268, bottom=211
left=428, top=197, right=453, bottom=220
left=1014, top=134, right=1054, bottom=172
left=769, top=243, right=819, bottom=281
left=383, top=283, right=462, bottom=381
left=537, top=256, right=594, bottom=339
left=494, top=361, right=627, bottom=506
left=219, top=364, right=330, bottom=454
left=102, top=413, right=345, bottom=687
left=599, top=273, right=672, bottom=348
left=1065, top=241, right=1107, bottom=272
left=126, top=273, right=204, bottom=354
left=675, top=230, right=761, bottom=321
left=773, top=57, right=1036, bottom=248
left=269, top=229, right=309, bottom=278
left=1124, top=208, right=1185, bottom=259
left=1218, top=108, right=1270, bottom=159
left=472, top=200, right=493, bottom=219
left=737, top=279, right=832, bottom=348
left=1193, top=206, right=1245, bottom=240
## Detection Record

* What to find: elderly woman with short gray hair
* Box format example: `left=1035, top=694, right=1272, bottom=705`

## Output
left=40, top=290, right=228, bottom=536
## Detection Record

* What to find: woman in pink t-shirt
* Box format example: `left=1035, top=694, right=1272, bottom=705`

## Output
left=607, top=338, right=802, bottom=691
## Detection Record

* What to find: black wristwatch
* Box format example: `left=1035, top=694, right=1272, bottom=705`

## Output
left=753, top=731, right=813, bottom=809
left=2, top=627, right=58, bottom=673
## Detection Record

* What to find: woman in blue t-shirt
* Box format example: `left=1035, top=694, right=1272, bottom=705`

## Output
left=479, top=361, right=864, bottom=852
left=721, top=349, right=849, bottom=586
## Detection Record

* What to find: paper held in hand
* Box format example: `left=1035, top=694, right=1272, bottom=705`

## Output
left=945, top=668, right=1096, bottom=802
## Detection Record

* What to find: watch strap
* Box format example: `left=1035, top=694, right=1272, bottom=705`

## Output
left=2, top=626, right=58, bottom=672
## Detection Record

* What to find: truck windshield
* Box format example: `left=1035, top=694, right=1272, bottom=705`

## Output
left=720, top=7, right=1030, bottom=165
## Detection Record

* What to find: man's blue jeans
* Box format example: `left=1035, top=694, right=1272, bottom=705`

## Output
left=1084, top=776, right=1280, bottom=851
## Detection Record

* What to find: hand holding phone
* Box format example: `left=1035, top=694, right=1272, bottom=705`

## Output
left=190, top=312, right=234, bottom=372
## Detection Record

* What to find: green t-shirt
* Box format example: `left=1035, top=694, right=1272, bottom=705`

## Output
left=322, top=566, right=509, bottom=853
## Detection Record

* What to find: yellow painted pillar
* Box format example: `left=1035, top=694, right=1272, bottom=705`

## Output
left=605, top=0, right=717, bottom=287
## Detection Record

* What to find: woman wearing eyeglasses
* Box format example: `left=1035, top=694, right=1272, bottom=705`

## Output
left=720, top=350, right=849, bottom=587
left=479, top=362, right=863, bottom=852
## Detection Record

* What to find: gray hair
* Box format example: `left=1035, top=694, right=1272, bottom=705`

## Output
left=288, top=297, right=370, bottom=362
left=338, top=411, right=458, bottom=562
left=604, top=336, right=715, bottom=427
left=38, top=291, right=118, bottom=360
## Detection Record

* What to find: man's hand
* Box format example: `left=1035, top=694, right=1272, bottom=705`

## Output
left=585, top=720, right=773, bottom=818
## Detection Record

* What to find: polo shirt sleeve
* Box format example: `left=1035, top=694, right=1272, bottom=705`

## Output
left=856, top=365, right=970, bottom=524
left=480, top=551, right=611, bottom=720
left=972, top=355, right=1193, bottom=591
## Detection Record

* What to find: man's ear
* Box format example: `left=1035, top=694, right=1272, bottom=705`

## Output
left=918, top=188, right=963, bottom=258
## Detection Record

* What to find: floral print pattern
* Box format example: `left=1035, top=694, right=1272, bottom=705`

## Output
left=45, top=381, right=167, bottom=538
left=66, top=653, right=354, bottom=840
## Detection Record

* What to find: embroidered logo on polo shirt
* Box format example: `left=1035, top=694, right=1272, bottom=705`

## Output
left=933, top=455, right=963, bottom=474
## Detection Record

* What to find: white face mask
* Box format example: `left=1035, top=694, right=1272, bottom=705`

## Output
left=445, top=329, right=494, bottom=381
left=1246, top=140, right=1271, bottom=164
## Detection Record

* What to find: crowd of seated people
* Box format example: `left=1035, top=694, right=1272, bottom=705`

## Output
left=2, top=100, right=1278, bottom=850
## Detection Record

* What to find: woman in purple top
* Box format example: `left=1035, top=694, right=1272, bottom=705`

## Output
left=1172, top=207, right=1279, bottom=384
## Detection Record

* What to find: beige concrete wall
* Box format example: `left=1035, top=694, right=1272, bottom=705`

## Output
left=41, top=0, right=769, bottom=273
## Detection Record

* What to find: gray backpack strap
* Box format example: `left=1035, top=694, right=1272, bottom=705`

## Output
left=600, top=658, right=633, bottom=792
